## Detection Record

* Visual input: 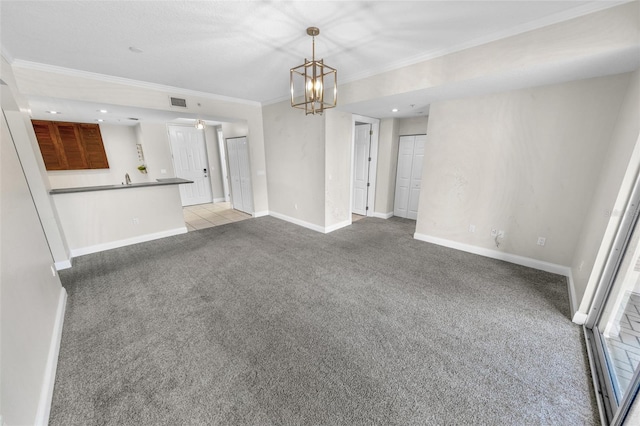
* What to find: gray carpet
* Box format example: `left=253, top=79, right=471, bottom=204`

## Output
left=50, top=216, right=599, bottom=425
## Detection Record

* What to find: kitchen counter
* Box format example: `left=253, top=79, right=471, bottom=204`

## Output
left=49, top=178, right=193, bottom=194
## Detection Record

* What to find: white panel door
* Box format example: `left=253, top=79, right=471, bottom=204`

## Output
left=168, top=126, right=212, bottom=206
left=407, top=135, right=426, bottom=220
left=394, top=136, right=415, bottom=218
left=226, top=137, right=253, bottom=215
left=394, top=135, right=426, bottom=219
left=352, top=124, right=371, bottom=216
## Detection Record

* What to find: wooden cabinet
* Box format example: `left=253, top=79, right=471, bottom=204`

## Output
left=31, top=120, right=109, bottom=170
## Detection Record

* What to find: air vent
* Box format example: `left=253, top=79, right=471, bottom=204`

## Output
left=170, top=97, right=187, bottom=108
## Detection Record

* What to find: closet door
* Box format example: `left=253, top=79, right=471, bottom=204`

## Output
left=394, top=136, right=414, bottom=218
left=406, top=135, right=426, bottom=220
left=226, top=137, right=253, bottom=215
left=236, top=137, right=254, bottom=214
left=394, top=135, right=426, bottom=219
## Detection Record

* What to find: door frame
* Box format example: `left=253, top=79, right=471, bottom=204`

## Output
left=350, top=115, right=379, bottom=218
left=217, top=127, right=230, bottom=202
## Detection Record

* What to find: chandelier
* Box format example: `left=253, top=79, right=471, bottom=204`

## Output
left=290, top=27, right=337, bottom=115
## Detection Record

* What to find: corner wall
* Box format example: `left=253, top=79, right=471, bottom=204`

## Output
left=1, top=107, right=66, bottom=426
left=574, top=70, right=640, bottom=316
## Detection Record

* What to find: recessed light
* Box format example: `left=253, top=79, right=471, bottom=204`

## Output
left=391, top=108, right=399, bottom=112
left=96, top=119, right=104, bottom=122
left=46, top=110, right=61, bottom=114
left=97, top=109, right=108, bottom=113
left=129, top=46, right=143, bottom=53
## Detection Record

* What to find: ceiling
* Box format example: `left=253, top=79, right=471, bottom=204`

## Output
left=0, top=0, right=634, bottom=122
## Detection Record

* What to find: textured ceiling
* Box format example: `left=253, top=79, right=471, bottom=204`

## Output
left=0, top=1, right=634, bottom=121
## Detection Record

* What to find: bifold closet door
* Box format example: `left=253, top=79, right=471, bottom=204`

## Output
left=226, top=137, right=253, bottom=215
left=394, top=135, right=426, bottom=219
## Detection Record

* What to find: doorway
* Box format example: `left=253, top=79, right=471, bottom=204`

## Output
left=168, top=125, right=213, bottom=206
left=351, top=115, right=379, bottom=217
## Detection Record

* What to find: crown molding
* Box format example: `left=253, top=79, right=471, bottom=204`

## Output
left=10, top=60, right=262, bottom=107
left=340, top=0, right=632, bottom=86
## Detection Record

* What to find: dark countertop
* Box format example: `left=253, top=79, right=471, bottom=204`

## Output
left=49, top=178, right=194, bottom=194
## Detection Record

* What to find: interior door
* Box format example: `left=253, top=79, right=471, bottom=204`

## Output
left=168, top=126, right=212, bottom=206
left=352, top=124, right=371, bottom=216
left=394, top=136, right=415, bottom=218
left=407, top=135, right=426, bottom=220
left=226, top=136, right=253, bottom=215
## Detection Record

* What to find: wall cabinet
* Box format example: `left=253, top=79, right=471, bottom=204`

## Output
left=31, top=120, right=109, bottom=170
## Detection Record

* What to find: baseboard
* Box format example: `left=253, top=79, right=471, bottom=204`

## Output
left=572, top=311, right=588, bottom=325
left=253, top=210, right=269, bottom=218
left=35, top=287, right=67, bottom=426
left=70, top=227, right=188, bottom=257
left=213, top=197, right=226, bottom=203
left=325, top=219, right=351, bottom=234
left=54, top=259, right=72, bottom=270
left=372, top=212, right=393, bottom=219
left=269, top=211, right=325, bottom=233
left=413, top=232, right=571, bottom=276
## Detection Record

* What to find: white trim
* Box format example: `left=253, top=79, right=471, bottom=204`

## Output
left=566, top=271, right=579, bottom=318
left=70, top=227, right=188, bottom=257
left=11, top=60, right=261, bottom=107
left=325, top=220, right=351, bottom=234
left=35, top=287, right=67, bottom=426
left=253, top=210, right=269, bottom=218
left=573, top=312, right=589, bottom=325
left=413, top=232, right=571, bottom=276
left=373, top=211, right=394, bottom=219
left=269, top=211, right=325, bottom=233
left=213, top=197, right=226, bottom=203
left=54, top=259, right=72, bottom=270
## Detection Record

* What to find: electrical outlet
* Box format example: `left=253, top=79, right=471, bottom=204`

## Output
left=491, top=228, right=498, bottom=237
left=498, top=230, right=505, bottom=238
left=160, top=169, right=167, bottom=174
left=133, top=217, right=139, bottom=225
left=468, top=224, right=475, bottom=233
left=537, top=237, right=546, bottom=246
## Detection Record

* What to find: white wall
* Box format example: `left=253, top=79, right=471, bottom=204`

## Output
left=263, top=100, right=326, bottom=228
left=574, top=70, right=640, bottom=315
left=1, top=108, right=66, bottom=425
left=136, top=122, right=175, bottom=181
left=47, top=124, right=151, bottom=188
left=374, top=118, right=400, bottom=216
left=398, top=116, right=428, bottom=136
left=325, top=109, right=353, bottom=229
left=414, top=73, right=630, bottom=270
left=52, top=185, right=186, bottom=255
left=1, top=57, right=71, bottom=268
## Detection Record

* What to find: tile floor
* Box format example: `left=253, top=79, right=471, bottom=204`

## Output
left=183, top=201, right=252, bottom=232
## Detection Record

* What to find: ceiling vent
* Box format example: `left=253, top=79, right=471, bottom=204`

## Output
left=170, top=97, right=187, bottom=108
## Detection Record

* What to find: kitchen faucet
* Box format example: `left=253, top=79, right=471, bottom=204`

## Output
left=125, top=173, right=131, bottom=185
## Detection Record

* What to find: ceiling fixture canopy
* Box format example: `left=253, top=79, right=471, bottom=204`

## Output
left=290, top=27, right=337, bottom=116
